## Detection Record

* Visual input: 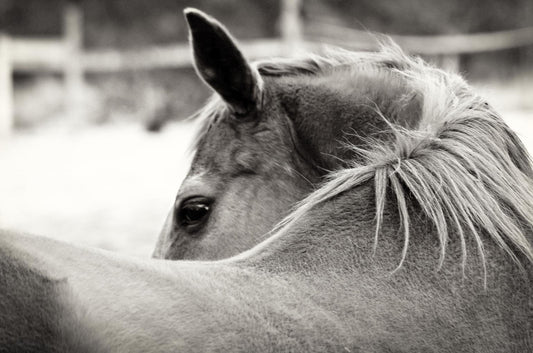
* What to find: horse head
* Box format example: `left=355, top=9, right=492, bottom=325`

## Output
left=153, top=9, right=421, bottom=260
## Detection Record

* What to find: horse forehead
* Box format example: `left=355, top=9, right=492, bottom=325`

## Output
left=192, top=116, right=291, bottom=174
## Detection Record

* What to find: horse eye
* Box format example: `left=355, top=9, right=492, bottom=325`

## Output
left=177, top=197, right=212, bottom=231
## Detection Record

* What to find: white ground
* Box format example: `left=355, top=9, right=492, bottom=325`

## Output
left=0, top=122, right=196, bottom=257
left=0, top=84, right=532, bottom=258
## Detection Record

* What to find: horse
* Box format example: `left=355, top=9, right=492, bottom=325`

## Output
left=152, top=9, right=422, bottom=260
left=1, top=9, right=532, bottom=352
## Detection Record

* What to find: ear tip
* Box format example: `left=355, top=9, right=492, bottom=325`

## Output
left=183, top=8, right=209, bottom=25
left=183, top=7, right=200, bottom=16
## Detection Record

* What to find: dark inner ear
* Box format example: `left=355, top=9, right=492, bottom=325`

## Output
left=185, top=9, right=258, bottom=115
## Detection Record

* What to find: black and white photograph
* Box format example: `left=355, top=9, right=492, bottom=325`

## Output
left=0, top=0, right=532, bottom=351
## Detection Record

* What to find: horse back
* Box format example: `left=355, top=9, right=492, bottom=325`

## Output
left=0, top=230, right=96, bottom=353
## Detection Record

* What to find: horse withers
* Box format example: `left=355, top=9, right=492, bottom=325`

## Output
left=153, top=9, right=422, bottom=260
left=1, top=36, right=532, bottom=350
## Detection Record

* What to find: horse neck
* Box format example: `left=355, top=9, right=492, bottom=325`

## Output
left=276, top=70, right=421, bottom=171
left=244, top=178, right=531, bottom=282
left=240, top=173, right=532, bottom=312
left=240, top=180, right=404, bottom=272
left=236, top=179, right=532, bottom=350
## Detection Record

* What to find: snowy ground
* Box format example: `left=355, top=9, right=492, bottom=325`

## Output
left=0, top=84, right=532, bottom=258
left=0, top=122, right=196, bottom=257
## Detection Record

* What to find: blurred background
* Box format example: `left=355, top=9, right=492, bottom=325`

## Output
left=0, top=0, right=532, bottom=257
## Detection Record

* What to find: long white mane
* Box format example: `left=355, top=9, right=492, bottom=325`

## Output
left=272, top=44, right=533, bottom=280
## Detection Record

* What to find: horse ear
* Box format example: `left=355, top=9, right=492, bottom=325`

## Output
left=184, top=8, right=260, bottom=116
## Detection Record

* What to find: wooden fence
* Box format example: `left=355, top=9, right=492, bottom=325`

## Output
left=1, top=0, right=533, bottom=136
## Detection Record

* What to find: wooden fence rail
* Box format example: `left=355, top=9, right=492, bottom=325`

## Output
left=1, top=1, right=533, bottom=137
left=305, top=18, right=533, bottom=54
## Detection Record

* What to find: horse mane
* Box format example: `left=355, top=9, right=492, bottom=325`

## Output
left=255, top=46, right=405, bottom=77
left=272, top=44, right=533, bottom=279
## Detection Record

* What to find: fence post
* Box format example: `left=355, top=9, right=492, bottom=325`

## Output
left=0, top=34, right=13, bottom=138
left=280, top=0, right=303, bottom=56
left=63, top=3, right=84, bottom=121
